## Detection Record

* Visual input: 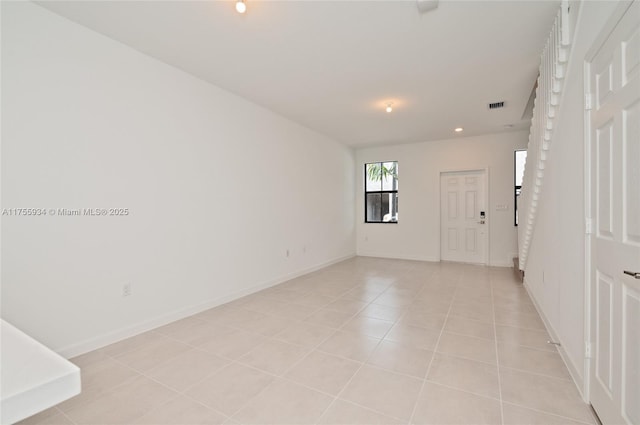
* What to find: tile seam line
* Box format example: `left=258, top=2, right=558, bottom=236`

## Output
left=313, top=277, right=429, bottom=425
left=407, top=272, right=461, bottom=424
left=491, top=280, right=506, bottom=425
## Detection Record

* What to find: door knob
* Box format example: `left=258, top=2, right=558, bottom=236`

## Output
left=623, top=271, right=640, bottom=279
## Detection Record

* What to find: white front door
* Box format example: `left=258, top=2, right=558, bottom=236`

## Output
left=588, top=2, right=640, bottom=424
left=440, top=170, right=487, bottom=265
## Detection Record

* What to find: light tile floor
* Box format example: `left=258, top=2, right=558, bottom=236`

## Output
left=19, top=258, right=597, bottom=425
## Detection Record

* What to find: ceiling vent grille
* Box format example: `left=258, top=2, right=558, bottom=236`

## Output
left=488, top=101, right=505, bottom=110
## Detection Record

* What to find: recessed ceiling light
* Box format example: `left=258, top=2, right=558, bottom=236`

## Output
left=386, top=103, right=393, bottom=113
left=454, top=127, right=463, bottom=132
left=236, top=0, right=246, bottom=14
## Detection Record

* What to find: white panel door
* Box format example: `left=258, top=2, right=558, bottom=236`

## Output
left=440, top=170, right=487, bottom=264
left=589, top=3, right=640, bottom=424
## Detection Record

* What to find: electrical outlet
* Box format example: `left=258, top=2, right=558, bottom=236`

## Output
left=122, top=283, right=132, bottom=297
left=286, top=249, right=290, bottom=258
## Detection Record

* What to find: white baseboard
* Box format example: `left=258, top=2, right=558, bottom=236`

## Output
left=356, top=252, right=440, bottom=262
left=358, top=251, right=512, bottom=268
left=489, top=260, right=514, bottom=267
left=492, top=252, right=518, bottom=268
left=523, top=277, right=585, bottom=398
left=58, top=253, right=355, bottom=358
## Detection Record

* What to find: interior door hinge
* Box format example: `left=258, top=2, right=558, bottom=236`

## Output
left=585, top=93, right=593, bottom=110
left=585, top=218, right=593, bottom=235
left=585, top=342, right=592, bottom=359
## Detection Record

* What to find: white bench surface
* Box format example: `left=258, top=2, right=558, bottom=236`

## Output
left=1, top=320, right=81, bottom=424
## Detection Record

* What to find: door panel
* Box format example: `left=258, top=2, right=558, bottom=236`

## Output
left=623, top=28, right=640, bottom=83
left=447, top=228, right=458, bottom=251
left=465, top=228, right=476, bottom=252
left=596, top=62, right=613, bottom=106
left=440, top=170, right=487, bottom=264
left=622, top=286, right=640, bottom=424
left=624, top=100, right=640, bottom=245
left=465, top=191, right=476, bottom=219
left=597, top=120, right=614, bottom=238
left=589, top=3, right=640, bottom=424
left=448, top=191, right=458, bottom=219
left=596, top=271, right=613, bottom=394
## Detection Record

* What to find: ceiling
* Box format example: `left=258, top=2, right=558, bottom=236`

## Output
left=37, top=0, right=559, bottom=147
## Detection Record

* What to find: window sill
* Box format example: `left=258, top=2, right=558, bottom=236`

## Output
left=364, top=221, right=398, bottom=224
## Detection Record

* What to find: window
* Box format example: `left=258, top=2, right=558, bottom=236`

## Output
left=514, top=149, right=527, bottom=226
left=365, top=161, right=398, bottom=223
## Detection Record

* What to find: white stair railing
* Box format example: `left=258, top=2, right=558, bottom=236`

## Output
left=518, top=1, right=575, bottom=270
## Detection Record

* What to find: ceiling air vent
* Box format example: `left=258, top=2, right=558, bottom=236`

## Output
left=488, top=101, right=505, bottom=110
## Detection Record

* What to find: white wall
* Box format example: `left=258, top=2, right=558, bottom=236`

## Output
left=523, top=0, right=619, bottom=396
left=1, top=2, right=355, bottom=357
left=355, top=131, right=528, bottom=267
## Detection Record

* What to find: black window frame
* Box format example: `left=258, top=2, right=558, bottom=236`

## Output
left=364, top=161, right=398, bottom=224
left=514, top=149, right=527, bottom=226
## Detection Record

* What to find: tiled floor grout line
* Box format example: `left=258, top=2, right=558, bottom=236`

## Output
left=55, top=262, right=592, bottom=425
left=415, top=345, right=576, bottom=382
left=493, top=364, right=574, bottom=382
left=101, top=354, right=233, bottom=422
left=493, top=340, right=560, bottom=354
left=60, top=358, right=142, bottom=408
left=177, top=358, right=333, bottom=420
left=55, top=271, right=362, bottom=420
left=407, top=271, right=460, bottom=425
left=226, top=360, right=319, bottom=420
left=88, top=327, right=282, bottom=415
left=136, top=390, right=231, bottom=424
left=318, top=398, right=409, bottom=425
left=56, top=407, right=77, bottom=425
left=312, top=275, right=429, bottom=425
left=501, top=400, right=595, bottom=425
left=224, top=279, right=410, bottom=424
left=105, top=284, right=436, bottom=419
left=138, top=285, right=573, bottom=423
left=419, top=379, right=502, bottom=403
left=277, top=318, right=369, bottom=378
left=490, top=280, right=506, bottom=425
left=106, top=335, right=353, bottom=423
left=218, top=281, right=392, bottom=423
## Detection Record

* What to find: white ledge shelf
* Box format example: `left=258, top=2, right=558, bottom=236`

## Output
left=1, top=319, right=81, bottom=424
